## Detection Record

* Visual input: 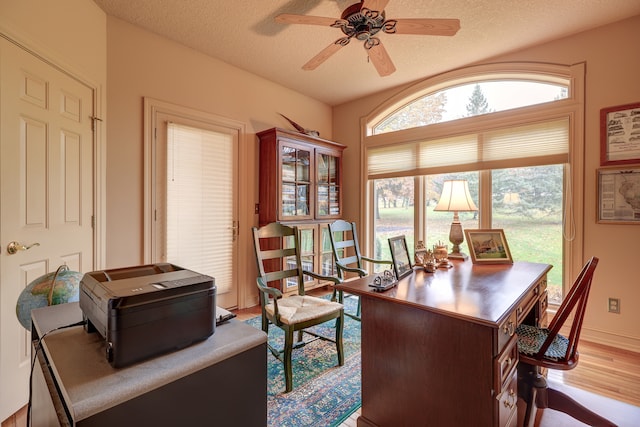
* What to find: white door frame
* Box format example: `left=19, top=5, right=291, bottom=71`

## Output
left=143, top=97, right=247, bottom=309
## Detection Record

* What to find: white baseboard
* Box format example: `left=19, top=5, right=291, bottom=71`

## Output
left=580, top=327, right=640, bottom=353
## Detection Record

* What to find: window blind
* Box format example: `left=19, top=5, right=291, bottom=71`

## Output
left=367, top=117, right=569, bottom=179
left=166, top=122, right=233, bottom=292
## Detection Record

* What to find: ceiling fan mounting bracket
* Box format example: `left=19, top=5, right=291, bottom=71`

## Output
left=331, top=3, right=391, bottom=43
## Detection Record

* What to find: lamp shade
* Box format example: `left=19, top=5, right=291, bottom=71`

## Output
left=434, top=180, right=478, bottom=212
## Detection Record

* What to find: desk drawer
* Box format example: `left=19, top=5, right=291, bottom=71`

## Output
left=497, top=310, right=517, bottom=355
left=496, top=370, right=518, bottom=427
left=537, top=290, right=549, bottom=327
left=495, top=335, right=518, bottom=392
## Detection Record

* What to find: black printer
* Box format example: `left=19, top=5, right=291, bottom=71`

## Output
left=79, top=263, right=215, bottom=368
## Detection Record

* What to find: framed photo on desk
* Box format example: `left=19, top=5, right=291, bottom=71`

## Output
left=388, top=235, right=412, bottom=279
left=464, top=229, right=513, bottom=264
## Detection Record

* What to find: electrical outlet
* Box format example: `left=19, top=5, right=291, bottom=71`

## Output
left=608, top=298, right=620, bottom=314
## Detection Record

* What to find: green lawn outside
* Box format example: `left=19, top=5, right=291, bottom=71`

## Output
left=374, top=206, right=563, bottom=302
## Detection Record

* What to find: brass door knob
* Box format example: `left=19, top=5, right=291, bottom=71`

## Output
left=7, top=241, right=40, bottom=255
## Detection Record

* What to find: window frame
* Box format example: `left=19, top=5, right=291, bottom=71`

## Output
left=359, top=62, right=586, bottom=298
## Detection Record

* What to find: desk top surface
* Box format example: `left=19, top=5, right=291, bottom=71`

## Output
left=32, top=302, right=266, bottom=423
left=337, top=260, right=551, bottom=327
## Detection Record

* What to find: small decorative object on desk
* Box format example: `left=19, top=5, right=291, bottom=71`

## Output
left=433, top=241, right=453, bottom=269
left=369, top=270, right=397, bottom=292
left=414, top=240, right=428, bottom=266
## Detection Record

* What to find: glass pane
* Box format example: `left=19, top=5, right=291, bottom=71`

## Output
left=297, top=149, right=310, bottom=182
left=321, top=252, right=335, bottom=276
left=318, top=153, right=329, bottom=183
left=374, top=80, right=568, bottom=134
left=373, top=177, right=414, bottom=264
left=299, top=228, right=314, bottom=255
left=492, top=165, right=564, bottom=304
left=281, top=145, right=296, bottom=182
left=329, top=186, right=340, bottom=215
left=296, top=184, right=309, bottom=215
left=281, top=183, right=296, bottom=217
left=424, top=172, right=479, bottom=254
left=317, top=184, right=329, bottom=216
left=328, top=156, right=337, bottom=184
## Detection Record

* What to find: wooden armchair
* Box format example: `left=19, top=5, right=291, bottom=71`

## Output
left=252, top=222, right=344, bottom=393
left=327, top=219, right=392, bottom=320
left=516, top=256, right=616, bottom=427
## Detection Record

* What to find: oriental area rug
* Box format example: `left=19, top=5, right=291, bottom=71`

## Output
left=246, top=296, right=361, bottom=427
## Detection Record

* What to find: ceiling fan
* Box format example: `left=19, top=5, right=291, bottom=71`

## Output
left=275, top=0, right=460, bottom=76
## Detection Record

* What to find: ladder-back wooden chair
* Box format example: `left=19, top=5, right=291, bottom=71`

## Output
left=516, top=256, right=616, bottom=427
left=327, top=219, right=392, bottom=320
left=252, top=222, right=344, bottom=393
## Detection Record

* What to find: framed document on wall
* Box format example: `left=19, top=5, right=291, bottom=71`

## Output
left=600, top=102, right=640, bottom=166
left=597, top=167, right=640, bottom=224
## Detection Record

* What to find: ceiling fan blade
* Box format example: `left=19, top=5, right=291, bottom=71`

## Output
left=391, top=18, right=461, bottom=36
left=275, top=14, right=338, bottom=27
left=367, top=41, right=396, bottom=76
left=302, top=41, right=345, bottom=70
left=362, top=0, right=390, bottom=12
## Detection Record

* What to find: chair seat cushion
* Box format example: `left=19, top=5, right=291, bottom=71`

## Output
left=516, top=324, right=569, bottom=361
left=267, top=295, right=343, bottom=325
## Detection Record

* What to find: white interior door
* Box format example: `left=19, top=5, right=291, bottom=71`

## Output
left=0, top=38, right=94, bottom=421
left=150, top=108, right=239, bottom=309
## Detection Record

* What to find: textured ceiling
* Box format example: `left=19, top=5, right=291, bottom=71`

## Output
left=92, top=0, right=640, bottom=106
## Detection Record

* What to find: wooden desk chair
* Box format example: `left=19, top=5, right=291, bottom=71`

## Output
left=327, top=219, right=392, bottom=320
left=252, top=222, right=344, bottom=393
left=516, top=256, right=616, bottom=427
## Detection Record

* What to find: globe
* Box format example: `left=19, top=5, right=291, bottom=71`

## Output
left=16, top=265, right=83, bottom=331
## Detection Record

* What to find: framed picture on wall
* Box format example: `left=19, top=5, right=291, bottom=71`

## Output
left=464, top=229, right=513, bottom=264
left=388, top=235, right=413, bottom=279
left=600, top=102, right=640, bottom=166
left=597, top=167, right=640, bottom=224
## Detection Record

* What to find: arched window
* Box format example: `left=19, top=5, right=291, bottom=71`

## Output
left=361, top=63, right=585, bottom=304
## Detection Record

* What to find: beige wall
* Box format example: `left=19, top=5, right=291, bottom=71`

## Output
left=0, top=0, right=106, bottom=81
left=104, top=17, right=332, bottom=307
left=2, top=0, right=638, bottom=349
left=333, top=15, right=640, bottom=351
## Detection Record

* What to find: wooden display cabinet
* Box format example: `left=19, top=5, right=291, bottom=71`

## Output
left=257, top=127, right=345, bottom=226
left=257, top=128, right=346, bottom=294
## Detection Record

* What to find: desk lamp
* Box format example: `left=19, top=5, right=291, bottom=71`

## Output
left=434, top=180, right=478, bottom=260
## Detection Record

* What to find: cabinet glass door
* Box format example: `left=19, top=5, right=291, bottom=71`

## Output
left=316, top=151, right=341, bottom=218
left=281, top=144, right=312, bottom=219
left=297, top=225, right=317, bottom=289
left=320, top=224, right=340, bottom=278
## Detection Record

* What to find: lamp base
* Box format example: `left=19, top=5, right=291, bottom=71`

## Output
left=448, top=251, right=468, bottom=260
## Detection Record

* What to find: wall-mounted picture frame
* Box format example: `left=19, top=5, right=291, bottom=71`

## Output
left=600, top=102, right=640, bottom=166
left=597, top=167, right=640, bottom=224
left=464, top=229, right=513, bottom=264
left=388, top=235, right=413, bottom=279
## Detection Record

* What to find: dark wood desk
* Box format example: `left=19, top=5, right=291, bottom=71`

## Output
left=336, top=260, right=551, bottom=427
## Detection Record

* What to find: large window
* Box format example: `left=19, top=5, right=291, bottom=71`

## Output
left=363, top=63, right=585, bottom=304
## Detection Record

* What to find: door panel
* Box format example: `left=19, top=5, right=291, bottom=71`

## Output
left=0, top=38, right=94, bottom=421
